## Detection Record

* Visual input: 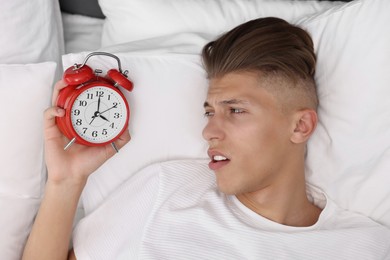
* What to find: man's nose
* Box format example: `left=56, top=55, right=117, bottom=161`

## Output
left=202, top=115, right=225, bottom=142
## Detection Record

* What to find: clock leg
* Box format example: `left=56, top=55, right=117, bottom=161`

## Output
left=64, top=137, right=77, bottom=150
left=111, top=142, right=119, bottom=153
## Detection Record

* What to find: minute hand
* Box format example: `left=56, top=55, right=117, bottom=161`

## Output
left=97, top=96, right=101, bottom=112
left=100, top=104, right=117, bottom=115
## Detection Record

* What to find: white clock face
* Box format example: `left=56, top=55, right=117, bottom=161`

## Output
left=71, top=86, right=128, bottom=144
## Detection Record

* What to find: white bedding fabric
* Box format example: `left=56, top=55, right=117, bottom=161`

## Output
left=62, top=12, right=104, bottom=54
left=73, top=160, right=390, bottom=259
left=99, top=0, right=343, bottom=46
left=63, top=0, right=390, bottom=232
left=0, top=0, right=64, bottom=65
left=0, top=62, right=57, bottom=260
left=61, top=0, right=390, bottom=231
left=1, top=0, right=388, bottom=259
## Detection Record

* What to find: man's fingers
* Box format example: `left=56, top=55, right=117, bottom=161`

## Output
left=115, top=129, right=131, bottom=149
left=44, top=107, right=65, bottom=129
left=116, top=129, right=131, bottom=149
left=107, top=130, right=131, bottom=155
left=51, top=80, right=68, bottom=106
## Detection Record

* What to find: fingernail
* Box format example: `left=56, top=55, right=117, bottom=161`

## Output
left=57, top=108, right=65, bottom=115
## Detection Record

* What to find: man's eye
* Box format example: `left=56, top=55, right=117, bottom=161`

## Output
left=204, top=111, right=214, bottom=117
left=230, top=108, right=244, bottom=114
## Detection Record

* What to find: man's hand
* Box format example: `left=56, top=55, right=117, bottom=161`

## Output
left=45, top=80, right=131, bottom=184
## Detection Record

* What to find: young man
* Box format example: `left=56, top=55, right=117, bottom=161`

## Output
left=23, top=17, right=390, bottom=259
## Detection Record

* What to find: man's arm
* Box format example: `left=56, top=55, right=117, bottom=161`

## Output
left=22, top=178, right=85, bottom=260
left=22, top=81, right=131, bottom=260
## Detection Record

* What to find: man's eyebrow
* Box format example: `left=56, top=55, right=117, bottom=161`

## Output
left=203, top=99, right=249, bottom=108
left=220, top=99, right=249, bottom=105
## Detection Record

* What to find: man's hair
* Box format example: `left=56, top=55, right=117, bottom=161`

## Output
left=202, top=17, right=318, bottom=110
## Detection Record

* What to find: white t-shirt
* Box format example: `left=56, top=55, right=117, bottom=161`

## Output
left=73, top=160, right=390, bottom=259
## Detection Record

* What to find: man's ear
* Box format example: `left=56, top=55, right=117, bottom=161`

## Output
left=290, top=109, right=318, bottom=144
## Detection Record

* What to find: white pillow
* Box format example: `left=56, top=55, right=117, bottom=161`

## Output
left=298, top=0, right=390, bottom=228
left=0, top=62, right=57, bottom=199
left=98, top=0, right=341, bottom=46
left=62, top=13, right=104, bottom=54
left=0, top=62, right=56, bottom=260
left=0, top=196, right=40, bottom=260
left=62, top=49, right=209, bottom=211
left=0, top=0, right=64, bottom=71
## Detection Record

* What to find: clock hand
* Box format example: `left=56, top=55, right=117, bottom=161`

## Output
left=89, top=111, right=100, bottom=125
left=100, top=105, right=116, bottom=115
left=99, top=114, right=110, bottom=122
left=89, top=111, right=110, bottom=125
left=89, top=116, right=96, bottom=125
left=97, top=96, right=101, bottom=112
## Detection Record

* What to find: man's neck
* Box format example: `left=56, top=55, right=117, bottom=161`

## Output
left=236, top=172, right=322, bottom=227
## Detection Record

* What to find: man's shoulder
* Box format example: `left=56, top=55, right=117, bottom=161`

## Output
left=308, top=184, right=390, bottom=233
left=306, top=184, right=390, bottom=256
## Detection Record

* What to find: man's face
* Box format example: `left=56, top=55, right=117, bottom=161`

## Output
left=202, top=72, right=295, bottom=195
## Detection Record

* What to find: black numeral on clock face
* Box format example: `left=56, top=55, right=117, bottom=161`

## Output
left=86, top=91, right=105, bottom=99
left=79, top=100, right=87, bottom=106
left=74, top=109, right=80, bottom=116
left=79, top=128, right=109, bottom=137
left=96, top=91, right=104, bottom=98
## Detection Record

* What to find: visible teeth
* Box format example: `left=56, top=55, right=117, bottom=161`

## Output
left=213, top=155, right=227, bottom=161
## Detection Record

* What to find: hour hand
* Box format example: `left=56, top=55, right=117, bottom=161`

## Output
left=99, top=114, right=110, bottom=122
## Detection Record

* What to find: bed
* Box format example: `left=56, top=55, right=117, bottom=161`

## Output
left=1, top=0, right=389, bottom=259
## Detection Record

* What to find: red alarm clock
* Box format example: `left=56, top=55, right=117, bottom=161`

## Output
left=56, top=52, right=133, bottom=152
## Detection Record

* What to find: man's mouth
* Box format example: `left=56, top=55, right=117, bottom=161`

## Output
left=213, top=155, right=228, bottom=162
left=208, top=152, right=230, bottom=170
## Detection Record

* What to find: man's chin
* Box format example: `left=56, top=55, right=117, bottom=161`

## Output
left=216, top=178, right=239, bottom=195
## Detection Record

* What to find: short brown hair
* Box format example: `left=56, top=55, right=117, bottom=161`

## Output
left=202, top=17, right=318, bottom=110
